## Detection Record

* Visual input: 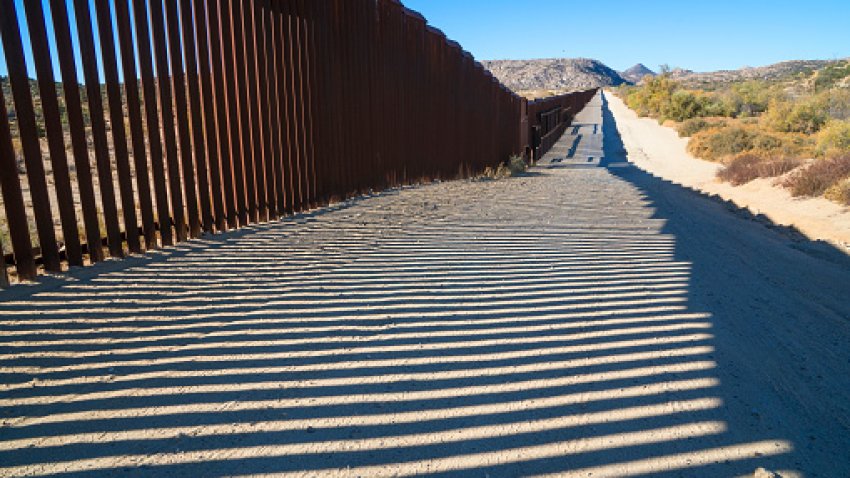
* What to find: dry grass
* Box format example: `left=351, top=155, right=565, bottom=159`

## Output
left=816, top=119, right=850, bottom=157
left=687, top=123, right=813, bottom=163
left=824, top=178, right=850, bottom=205
left=781, top=155, right=850, bottom=197
left=479, top=163, right=512, bottom=180
left=478, top=156, right=528, bottom=181
left=717, top=152, right=804, bottom=186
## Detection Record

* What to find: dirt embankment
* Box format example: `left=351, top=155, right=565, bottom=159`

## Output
left=605, top=90, right=850, bottom=252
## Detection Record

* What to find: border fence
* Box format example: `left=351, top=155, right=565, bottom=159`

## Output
left=0, top=0, right=596, bottom=286
left=527, top=89, right=598, bottom=161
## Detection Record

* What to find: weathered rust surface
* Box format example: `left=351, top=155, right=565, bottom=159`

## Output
left=0, top=0, right=595, bottom=285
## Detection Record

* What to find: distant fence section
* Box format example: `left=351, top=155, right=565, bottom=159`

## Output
left=527, top=89, right=599, bottom=161
left=0, top=0, right=597, bottom=286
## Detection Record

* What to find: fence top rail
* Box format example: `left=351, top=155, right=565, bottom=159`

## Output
left=401, top=7, right=425, bottom=21
left=528, top=88, right=599, bottom=107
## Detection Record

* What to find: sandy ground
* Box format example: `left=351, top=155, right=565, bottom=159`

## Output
left=1, top=93, right=849, bottom=477
left=604, top=91, right=850, bottom=252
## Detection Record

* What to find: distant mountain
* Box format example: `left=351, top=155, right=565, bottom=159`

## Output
left=668, top=59, right=848, bottom=87
left=481, top=58, right=628, bottom=93
left=620, top=64, right=656, bottom=83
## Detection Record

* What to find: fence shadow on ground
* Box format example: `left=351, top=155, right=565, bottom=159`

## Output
left=598, top=92, right=850, bottom=477
left=1, top=95, right=849, bottom=477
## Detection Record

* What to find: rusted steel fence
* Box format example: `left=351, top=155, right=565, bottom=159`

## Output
left=528, top=88, right=598, bottom=160
left=0, top=0, right=596, bottom=285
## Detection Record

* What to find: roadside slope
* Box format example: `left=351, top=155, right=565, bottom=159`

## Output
left=605, top=90, right=850, bottom=251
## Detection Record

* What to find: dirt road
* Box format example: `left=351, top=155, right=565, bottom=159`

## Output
left=604, top=91, right=850, bottom=250
left=1, top=92, right=848, bottom=477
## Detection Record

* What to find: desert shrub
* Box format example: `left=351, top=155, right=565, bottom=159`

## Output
left=479, top=164, right=510, bottom=180
left=660, top=90, right=727, bottom=122
left=816, top=120, right=850, bottom=156
left=677, top=117, right=728, bottom=137
left=765, top=97, right=828, bottom=134
left=627, top=84, right=729, bottom=123
left=660, top=90, right=702, bottom=121
left=479, top=156, right=527, bottom=180
left=782, top=155, right=850, bottom=197
left=507, top=155, right=528, bottom=175
left=688, top=123, right=814, bottom=162
left=751, top=132, right=784, bottom=151
left=717, top=152, right=803, bottom=186
left=786, top=100, right=829, bottom=134
left=813, top=61, right=850, bottom=91
left=687, top=125, right=761, bottom=161
left=816, top=88, right=850, bottom=120
left=824, top=178, right=850, bottom=205
left=728, top=80, right=775, bottom=117
left=625, top=74, right=678, bottom=118
left=662, top=90, right=703, bottom=122
left=701, top=94, right=734, bottom=117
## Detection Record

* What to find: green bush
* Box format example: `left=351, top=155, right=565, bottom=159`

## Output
left=817, top=88, right=850, bottom=120
left=677, top=117, right=729, bottom=137
left=625, top=74, right=678, bottom=118
left=507, top=155, right=528, bottom=175
left=816, top=120, right=850, bottom=156
left=765, top=97, right=828, bottom=134
left=701, top=94, right=734, bottom=117
left=688, top=125, right=762, bottom=161
left=662, top=91, right=704, bottom=122
left=787, top=101, right=829, bottom=134
left=627, top=77, right=731, bottom=123
left=727, top=80, right=775, bottom=117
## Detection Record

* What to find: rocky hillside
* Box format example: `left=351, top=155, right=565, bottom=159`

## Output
left=620, top=64, right=656, bottom=83
left=482, top=58, right=628, bottom=92
left=669, top=59, right=847, bottom=88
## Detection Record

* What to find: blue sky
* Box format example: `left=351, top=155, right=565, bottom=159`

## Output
left=2, top=0, right=850, bottom=79
left=404, top=0, right=850, bottom=72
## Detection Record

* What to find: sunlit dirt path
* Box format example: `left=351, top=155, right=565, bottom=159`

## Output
left=1, top=93, right=849, bottom=477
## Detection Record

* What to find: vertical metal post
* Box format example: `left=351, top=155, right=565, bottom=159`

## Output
left=115, top=0, right=157, bottom=250
left=0, top=0, right=61, bottom=271
left=50, top=0, right=105, bottom=261
left=22, top=0, right=83, bottom=265
left=180, top=0, right=214, bottom=234
left=192, top=0, right=225, bottom=232
left=231, top=0, right=255, bottom=224
left=207, top=0, right=238, bottom=229
left=164, top=0, right=201, bottom=239
left=73, top=0, right=124, bottom=258
left=0, top=79, right=36, bottom=280
left=132, top=0, right=173, bottom=246
left=256, top=0, right=278, bottom=218
left=149, top=0, right=188, bottom=242
left=94, top=0, right=141, bottom=254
